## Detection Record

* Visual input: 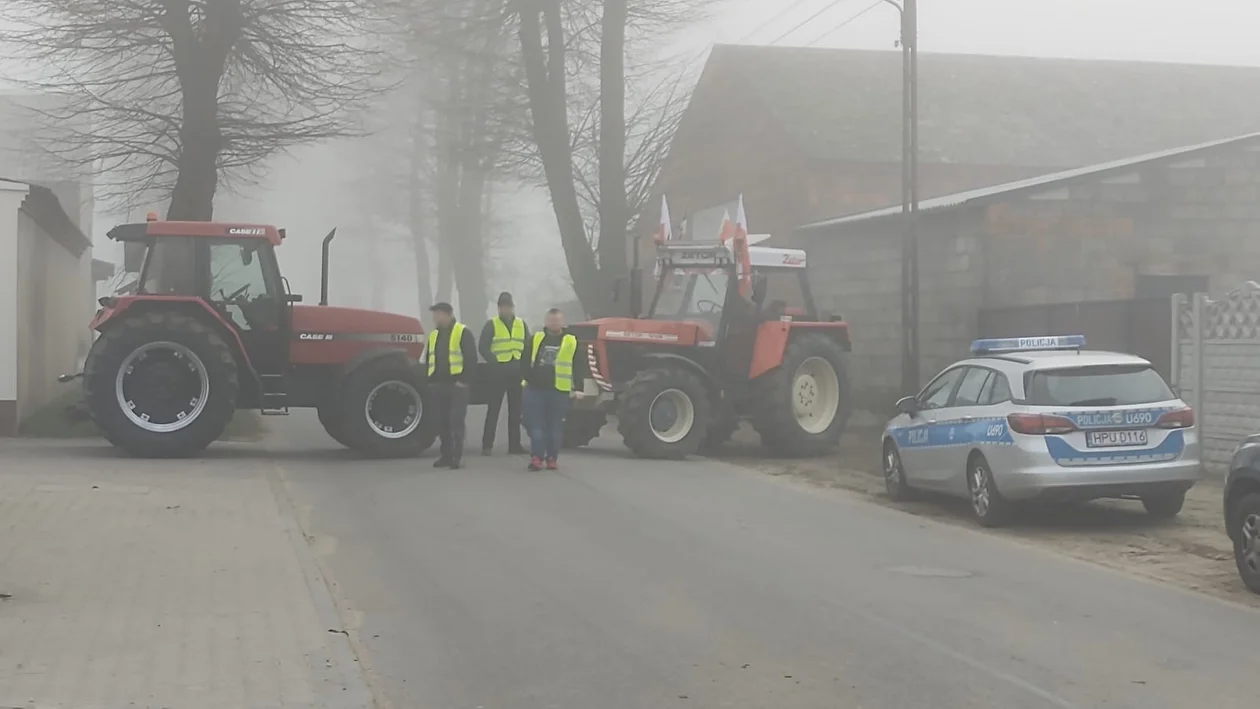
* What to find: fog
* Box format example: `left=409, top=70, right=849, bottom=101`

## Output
left=4, top=0, right=1260, bottom=324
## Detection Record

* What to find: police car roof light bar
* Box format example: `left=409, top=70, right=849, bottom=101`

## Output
left=970, top=335, right=1086, bottom=355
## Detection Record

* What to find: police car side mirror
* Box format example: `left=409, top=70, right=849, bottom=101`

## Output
left=895, top=396, right=919, bottom=416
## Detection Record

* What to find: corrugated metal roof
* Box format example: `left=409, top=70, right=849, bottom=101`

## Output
left=798, top=131, right=1260, bottom=234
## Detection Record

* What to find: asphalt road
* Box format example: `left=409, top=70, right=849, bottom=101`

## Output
left=267, top=410, right=1258, bottom=709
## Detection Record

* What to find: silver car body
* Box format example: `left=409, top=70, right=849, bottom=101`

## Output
left=883, top=349, right=1201, bottom=502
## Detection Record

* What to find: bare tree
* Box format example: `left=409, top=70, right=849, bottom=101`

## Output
left=515, top=0, right=708, bottom=316
left=0, top=0, right=395, bottom=220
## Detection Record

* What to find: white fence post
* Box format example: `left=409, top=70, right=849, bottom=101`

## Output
left=1191, top=292, right=1205, bottom=427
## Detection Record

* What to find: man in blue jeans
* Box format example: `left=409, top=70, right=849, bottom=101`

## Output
left=520, top=308, right=578, bottom=471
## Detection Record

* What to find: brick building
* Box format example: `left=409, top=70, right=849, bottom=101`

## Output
left=793, top=133, right=1260, bottom=410
left=652, top=45, right=1260, bottom=239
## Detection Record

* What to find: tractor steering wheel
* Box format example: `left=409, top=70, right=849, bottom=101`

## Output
left=695, top=299, right=723, bottom=314
left=220, top=283, right=251, bottom=303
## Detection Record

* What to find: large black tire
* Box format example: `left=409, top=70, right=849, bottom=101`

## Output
left=338, top=358, right=436, bottom=458
left=317, top=403, right=355, bottom=449
left=563, top=412, right=607, bottom=449
left=751, top=333, right=851, bottom=457
left=699, top=408, right=739, bottom=454
left=85, top=311, right=239, bottom=458
left=617, top=367, right=711, bottom=460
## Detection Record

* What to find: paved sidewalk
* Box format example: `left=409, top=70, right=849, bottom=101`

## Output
left=0, top=440, right=372, bottom=709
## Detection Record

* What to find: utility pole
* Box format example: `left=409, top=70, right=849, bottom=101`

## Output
left=887, top=0, right=920, bottom=394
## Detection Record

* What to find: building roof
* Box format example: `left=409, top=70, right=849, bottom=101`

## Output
left=705, top=45, right=1260, bottom=168
left=0, top=176, right=92, bottom=256
left=797, top=132, right=1260, bottom=234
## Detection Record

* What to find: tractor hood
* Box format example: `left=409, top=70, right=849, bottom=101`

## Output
left=576, top=317, right=712, bottom=346
left=291, top=305, right=425, bottom=338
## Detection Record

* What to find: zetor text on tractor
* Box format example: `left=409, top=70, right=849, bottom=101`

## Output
left=564, top=240, right=852, bottom=459
left=77, top=218, right=433, bottom=458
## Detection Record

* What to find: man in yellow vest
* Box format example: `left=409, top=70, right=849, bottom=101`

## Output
left=520, top=307, right=579, bottom=471
left=477, top=292, right=529, bottom=456
left=426, top=302, right=477, bottom=469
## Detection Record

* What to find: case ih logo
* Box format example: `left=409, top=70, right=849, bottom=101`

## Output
left=227, top=227, right=266, bottom=236
left=298, top=333, right=334, bottom=341
left=781, top=254, right=806, bottom=266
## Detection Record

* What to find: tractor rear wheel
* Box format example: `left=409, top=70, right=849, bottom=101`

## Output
left=85, top=311, right=239, bottom=458
left=338, top=358, right=436, bottom=458
left=617, top=367, right=711, bottom=460
left=752, top=333, right=851, bottom=457
left=562, top=412, right=606, bottom=449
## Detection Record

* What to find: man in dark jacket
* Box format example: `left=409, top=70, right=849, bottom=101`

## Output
left=425, top=302, right=477, bottom=469
left=520, top=307, right=579, bottom=471
left=478, top=292, right=529, bottom=455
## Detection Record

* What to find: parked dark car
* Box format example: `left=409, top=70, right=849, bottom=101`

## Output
left=1224, top=434, right=1260, bottom=593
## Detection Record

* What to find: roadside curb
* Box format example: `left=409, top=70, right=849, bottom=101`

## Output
left=266, top=462, right=378, bottom=709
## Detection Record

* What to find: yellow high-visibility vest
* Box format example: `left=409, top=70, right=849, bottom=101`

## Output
left=523, top=331, right=578, bottom=392
left=489, top=317, right=526, bottom=362
left=426, top=322, right=466, bottom=376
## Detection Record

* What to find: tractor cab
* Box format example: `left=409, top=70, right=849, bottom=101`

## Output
left=647, top=241, right=820, bottom=343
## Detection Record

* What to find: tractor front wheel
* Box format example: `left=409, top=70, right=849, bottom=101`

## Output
left=338, top=359, right=436, bottom=458
left=85, top=311, right=239, bottom=458
left=317, top=403, right=355, bottom=449
left=563, top=412, right=607, bottom=449
left=617, top=367, right=711, bottom=460
left=752, top=333, right=851, bottom=457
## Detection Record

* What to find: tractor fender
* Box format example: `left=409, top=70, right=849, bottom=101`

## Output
left=338, top=347, right=422, bottom=384
left=95, top=296, right=256, bottom=372
left=636, top=352, right=715, bottom=392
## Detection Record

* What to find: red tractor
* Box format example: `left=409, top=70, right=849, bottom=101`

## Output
left=563, top=240, right=852, bottom=459
left=75, top=218, right=434, bottom=458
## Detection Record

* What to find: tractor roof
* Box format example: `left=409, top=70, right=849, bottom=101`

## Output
left=106, top=220, right=284, bottom=246
left=748, top=246, right=806, bottom=269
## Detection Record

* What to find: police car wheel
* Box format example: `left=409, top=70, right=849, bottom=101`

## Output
left=883, top=441, right=912, bottom=501
left=1141, top=489, right=1185, bottom=519
left=966, top=453, right=1012, bottom=527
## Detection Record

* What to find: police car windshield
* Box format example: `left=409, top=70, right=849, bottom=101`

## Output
left=1024, top=365, right=1174, bottom=407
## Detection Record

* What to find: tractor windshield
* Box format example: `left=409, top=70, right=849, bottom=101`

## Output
left=651, top=267, right=730, bottom=325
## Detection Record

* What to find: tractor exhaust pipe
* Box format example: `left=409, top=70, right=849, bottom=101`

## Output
left=319, top=228, right=337, bottom=306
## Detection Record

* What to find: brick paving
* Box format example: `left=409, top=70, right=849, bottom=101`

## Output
left=0, top=439, right=371, bottom=709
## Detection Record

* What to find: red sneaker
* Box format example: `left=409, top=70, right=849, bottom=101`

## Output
left=545, top=457, right=558, bottom=470
left=528, top=457, right=543, bottom=471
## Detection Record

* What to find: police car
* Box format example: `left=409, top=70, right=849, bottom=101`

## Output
left=881, top=336, right=1200, bottom=527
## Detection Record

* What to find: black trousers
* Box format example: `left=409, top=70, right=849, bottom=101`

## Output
left=482, top=365, right=523, bottom=449
left=431, top=381, right=469, bottom=462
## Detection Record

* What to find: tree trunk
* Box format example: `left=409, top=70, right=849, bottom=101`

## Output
left=453, top=157, right=490, bottom=323
left=407, top=112, right=434, bottom=314
left=518, top=3, right=608, bottom=316
left=166, top=84, right=220, bottom=221
left=596, top=0, right=629, bottom=309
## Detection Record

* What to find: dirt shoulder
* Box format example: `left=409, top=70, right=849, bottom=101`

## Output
left=717, top=426, right=1251, bottom=607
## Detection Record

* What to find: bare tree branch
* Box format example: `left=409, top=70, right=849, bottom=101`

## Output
left=0, top=0, right=398, bottom=218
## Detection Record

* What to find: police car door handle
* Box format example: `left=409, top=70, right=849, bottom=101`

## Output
left=959, top=416, right=974, bottom=422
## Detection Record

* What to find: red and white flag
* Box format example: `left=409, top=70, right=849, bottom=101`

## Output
left=732, top=195, right=752, bottom=296
left=654, top=195, right=673, bottom=244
